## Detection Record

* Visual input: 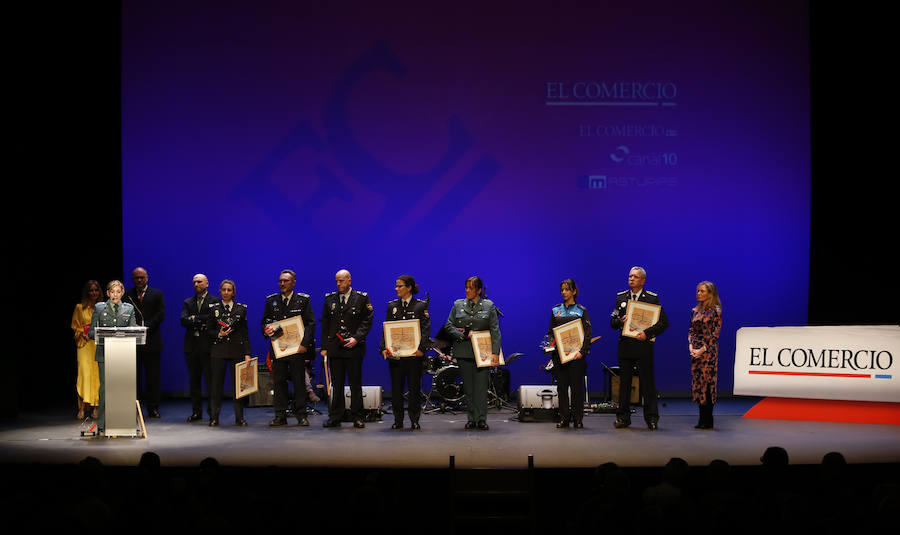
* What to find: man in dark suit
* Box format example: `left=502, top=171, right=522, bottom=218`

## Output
left=180, top=273, right=219, bottom=422
left=262, top=269, right=317, bottom=427
left=126, top=266, right=165, bottom=418
left=610, top=266, right=668, bottom=430
left=321, top=269, right=373, bottom=428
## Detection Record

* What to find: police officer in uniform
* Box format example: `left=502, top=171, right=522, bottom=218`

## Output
left=548, top=278, right=592, bottom=429
left=321, top=269, right=373, bottom=428
left=180, top=273, right=219, bottom=422
left=207, top=279, right=252, bottom=427
left=89, top=280, right=136, bottom=434
left=610, top=266, right=668, bottom=430
left=262, top=270, right=317, bottom=426
left=444, top=276, right=501, bottom=430
left=380, top=275, right=431, bottom=430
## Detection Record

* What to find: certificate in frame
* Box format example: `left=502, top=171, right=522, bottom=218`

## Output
left=552, top=319, right=585, bottom=363
left=269, top=316, right=305, bottom=358
left=235, top=357, right=258, bottom=399
left=383, top=319, right=421, bottom=357
left=470, top=330, right=505, bottom=368
left=622, top=300, right=661, bottom=339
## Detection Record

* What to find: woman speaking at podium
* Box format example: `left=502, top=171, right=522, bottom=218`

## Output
left=89, top=280, right=136, bottom=434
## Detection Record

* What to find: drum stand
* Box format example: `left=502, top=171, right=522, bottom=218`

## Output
left=487, top=367, right=517, bottom=411
left=422, top=375, right=462, bottom=414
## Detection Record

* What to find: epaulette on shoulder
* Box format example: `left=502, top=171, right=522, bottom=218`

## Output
left=209, top=301, right=221, bottom=307
left=358, top=291, right=368, bottom=296
left=236, top=302, right=246, bottom=307
left=577, top=303, right=587, bottom=310
left=297, top=292, right=309, bottom=298
left=325, top=291, right=336, bottom=297
left=482, top=298, right=494, bottom=306
left=645, top=290, right=658, bottom=296
left=266, top=293, right=280, bottom=299
left=617, top=290, right=630, bottom=296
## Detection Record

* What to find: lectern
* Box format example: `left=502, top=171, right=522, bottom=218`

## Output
left=96, top=326, right=147, bottom=437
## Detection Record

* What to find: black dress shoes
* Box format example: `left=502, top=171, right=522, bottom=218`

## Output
left=208, top=419, right=219, bottom=427
left=411, top=422, right=421, bottom=430
left=391, top=422, right=404, bottom=429
left=269, top=416, right=288, bottom=427
left=187, top=412, right=203, bottom=423
left=647, top=421, right=659, bottom=430
left=694, top=423, right=713, bottom=430
left=464, top=421, right=477, bottom=430
left=297, top=417, right=310, bottom=427
left=477, top=420, right=489, bottom=431
left=323, top=419, right=341, bottom=428
left=574, top=422, right=584, bottom=429
left=614, top=419, right=631, bottom=429
left=353, top=419, right=366, bottom=429
left=556, top=420, right=570, bottom=428
left=148, top=409, right=161, bottom=419
left=235, top=419, right=248, bottom=426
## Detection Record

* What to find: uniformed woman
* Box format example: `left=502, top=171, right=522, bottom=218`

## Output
left=380, top=275, right=431, bottom=430
left=89, top=280, right=136, bottom=434
left=444, top=276, right=501, bottom=430
left=207, top=279, right=252, bottom=426
left=548, top=278, right=592, bottom=428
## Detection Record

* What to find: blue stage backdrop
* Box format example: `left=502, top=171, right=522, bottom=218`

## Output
left=122, top=1, right=810, bottom=397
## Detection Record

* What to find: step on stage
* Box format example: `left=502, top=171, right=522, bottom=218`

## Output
left=2, top=399, right=898, bottom=468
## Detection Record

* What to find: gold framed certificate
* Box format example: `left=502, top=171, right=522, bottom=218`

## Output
left=470, top=330, right=505, bottom=368
left=552, top=319, right=585, bottom=363
left=269, top=316, right=305, bottom=358
left=383, top=319, right=421, bottom=357
left=235, top=358, right=258, bottom=399
left=622, top=300, right=661, bottom=340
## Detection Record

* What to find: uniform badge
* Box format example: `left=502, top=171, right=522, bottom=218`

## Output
left=424, top=310, right=429, bottom=317
left=367, top=304, right=373, bottom=311
left=331, top=302, right=336, bottom=311
left=392, top=307, right=397, bottom=314
left=215, top=309, right=219, bottom=318
left=620, top=302, right=627, bottom=309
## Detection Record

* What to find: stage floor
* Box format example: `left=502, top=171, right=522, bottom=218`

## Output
left=2, top=398, right=898, bottom=468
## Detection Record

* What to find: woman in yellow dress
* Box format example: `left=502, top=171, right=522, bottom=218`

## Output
left=71, top=280, right=101, bottom=419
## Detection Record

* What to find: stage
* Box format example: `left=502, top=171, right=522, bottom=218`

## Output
left=2, top=398, right=898, bottom=468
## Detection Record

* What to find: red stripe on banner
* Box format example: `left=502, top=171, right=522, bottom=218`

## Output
left=744, top=397, right=900, bottom=425
left=748, top=370, right=870, bottom=378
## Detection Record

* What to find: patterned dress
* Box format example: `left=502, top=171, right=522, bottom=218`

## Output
left=689, top=306, right=722, bottom=405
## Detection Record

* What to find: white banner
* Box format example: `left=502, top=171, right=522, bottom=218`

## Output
left=734, top=325, right=900, bottom=402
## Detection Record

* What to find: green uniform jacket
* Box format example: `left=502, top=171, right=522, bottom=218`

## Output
left=444, top=297, right=501, bottom=359
left=89, top=300, right=137, bottom=362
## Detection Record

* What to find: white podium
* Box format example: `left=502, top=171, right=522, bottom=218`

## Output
left=96, top=326, right=147, bottom=437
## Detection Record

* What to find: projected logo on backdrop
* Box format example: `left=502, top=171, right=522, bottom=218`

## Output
left=231, top=42, right=500, bottom=237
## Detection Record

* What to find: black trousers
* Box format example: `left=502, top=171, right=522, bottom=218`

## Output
left=273, top=355, right=307, bottom=415
left=616, top=341, right=658, bottom=423
left=185, top=347, right=211, bottom=412
left=328, top=355, right=362, bottom=421
left=210, top=358, right=247, bottom=421
left=136, top=348, right=161, bottom=408
left=388, top=357, right=423, bottom=424
left=554, top=357, right=586, bottom=423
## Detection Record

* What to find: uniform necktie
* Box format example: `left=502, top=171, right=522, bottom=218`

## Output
left=112, top=303, right=119, bottom=317
left=341, top=295, right=346, bottom=307
left=139, top=290, right=145, bottom=304
left=283, top=297, right=288, bottom=308
left=226, top=304, right=231, bottom=313
left=197, top=295, right=203, bottom=310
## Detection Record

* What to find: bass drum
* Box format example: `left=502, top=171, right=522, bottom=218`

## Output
left=433, top=365, right=465, bottom=402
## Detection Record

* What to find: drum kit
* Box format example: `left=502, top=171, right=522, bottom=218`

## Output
left=421, top=336, right=521, bottom=412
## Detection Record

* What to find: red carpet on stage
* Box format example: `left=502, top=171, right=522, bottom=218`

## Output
left=744, top=397, right=900, bottom=425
